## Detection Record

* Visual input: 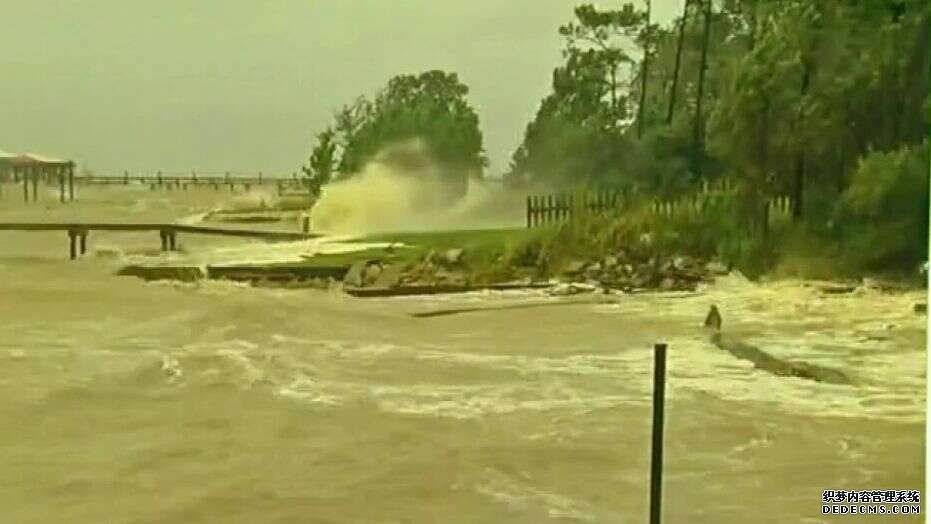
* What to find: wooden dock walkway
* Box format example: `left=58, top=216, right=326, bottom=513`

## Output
left=2, top=172, right=309, bottom=204
left=74, top=173, right=306, bottom=192
left=0, top=222, right=319, bottom=260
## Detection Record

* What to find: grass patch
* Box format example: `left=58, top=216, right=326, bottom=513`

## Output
left=353, top=228, right=531, bottom=252
left=264, top=228, right=538, bottom=281
left=358, top=228, right=544, bottom=282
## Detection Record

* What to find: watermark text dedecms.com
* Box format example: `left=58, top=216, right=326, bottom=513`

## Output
left=822, top=490, right=921, bottom=515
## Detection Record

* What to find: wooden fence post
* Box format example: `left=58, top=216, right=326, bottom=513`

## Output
left=649, top=343, right=668, bottom=524
left=536, top=195, right=543, bottom=226
left=526, top=196, right=532, bottom=229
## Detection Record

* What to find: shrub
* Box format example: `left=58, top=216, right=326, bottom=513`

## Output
left=834, top=142, right=929, bottom=273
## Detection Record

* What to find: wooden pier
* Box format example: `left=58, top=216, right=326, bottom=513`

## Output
left=2, top=171, right=309, bottom=204
left=0, top=222, right=319, bottom=260
left=74, top=171, right=307, bottom=194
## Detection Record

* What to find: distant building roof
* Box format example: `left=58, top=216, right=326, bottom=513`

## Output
left=22, top=152, right=70, bottom=165
left=0, top=150, right=72, bottom=168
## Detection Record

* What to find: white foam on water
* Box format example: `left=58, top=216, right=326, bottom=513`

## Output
left=277, top=377, right=344, bottom=406
left=369, top=382, right=645, bottom=419
left=415, top=349, right=648, bottom=380
left=474, top=468, right=597, bottom=522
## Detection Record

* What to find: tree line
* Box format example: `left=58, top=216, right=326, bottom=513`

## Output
left=502, top=0, right=928, bottom=272
left=303, top=0, right=928, bottom=273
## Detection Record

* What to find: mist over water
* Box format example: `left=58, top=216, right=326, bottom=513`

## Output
left=0, top=186, right=924, bottom=523
left=311, top=140, right=524, bottom=235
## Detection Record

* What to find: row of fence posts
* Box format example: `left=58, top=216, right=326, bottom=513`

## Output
left=64, top=170, right=309, bottom=196
left=765, top=195, right=792, bottom=220
left=526, top=188, right=794, bottom=228
left=1, top=167, right=313, bottom=204
left=124, top=171, right=303, bottom=193
left=526, top=189, right=627, bottom=228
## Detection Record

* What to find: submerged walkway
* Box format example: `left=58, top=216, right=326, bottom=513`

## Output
left=0, top=222, right=318, bottom=259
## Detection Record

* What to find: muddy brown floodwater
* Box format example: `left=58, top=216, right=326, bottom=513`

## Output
left=0, top=185, right=924, bottom=523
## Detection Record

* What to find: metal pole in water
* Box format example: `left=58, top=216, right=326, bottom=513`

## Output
left=649, top=343, right=667, bottom=524
left=68, top=163, right=75, bottom=202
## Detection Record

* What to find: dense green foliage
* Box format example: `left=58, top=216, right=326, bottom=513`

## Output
left=302, top=70, right=487, bottom=199
left=505, top=4, right=650, bottom=189
left=834, top=142, right=929, bottom=272
left=302, top=128, right=338, bottom=197
left=505, top=0, right=930, bottom=276
left=299, top=1, right=928, bottom=277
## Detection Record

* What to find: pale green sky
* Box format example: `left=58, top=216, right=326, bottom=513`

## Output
left=0, top=1, right=680, bottom=176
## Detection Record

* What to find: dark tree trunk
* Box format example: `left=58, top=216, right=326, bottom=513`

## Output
left=792, top=63, right=812, bottom=221
left=666, top=0, right=691, bottom=125
left=611, top=66, right=618, bottom=118
left=902, top=9, right=929, bottom=143
left=637, top=0, right=652, bottom=139
left=757, top=97, right=772, bottom=235
left=691, top=0, right=712, bottom=178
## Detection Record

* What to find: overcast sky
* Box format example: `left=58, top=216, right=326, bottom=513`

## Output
left=0, top=1, right=681, bottom=176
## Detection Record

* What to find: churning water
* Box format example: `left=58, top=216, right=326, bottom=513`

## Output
left=0, top=185, right=924, bottom=523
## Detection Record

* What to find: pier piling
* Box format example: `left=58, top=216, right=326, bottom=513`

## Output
left=68, top=231, right=77, bottom=260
